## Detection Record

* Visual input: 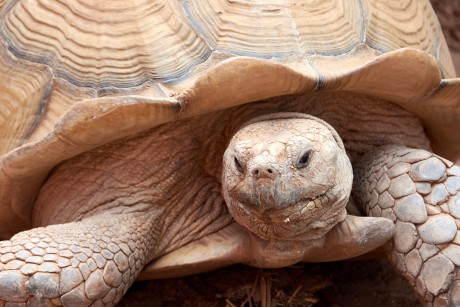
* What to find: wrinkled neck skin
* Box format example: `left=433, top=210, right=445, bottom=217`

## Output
left=32, top=121, right=233, bottom=260
left=33, top=91, right=428, bottom=266
left=222, top=113, right=353, bottom=260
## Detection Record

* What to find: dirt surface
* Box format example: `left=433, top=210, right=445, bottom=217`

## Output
left=119, top=260, right=420, bottom=306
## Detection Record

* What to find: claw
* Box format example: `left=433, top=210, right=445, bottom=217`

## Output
left=302, top=215, right=395, bottom=262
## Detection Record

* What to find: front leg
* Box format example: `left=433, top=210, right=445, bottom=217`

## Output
left=0, top=210, right=158, bottom=306
left=353, top=145, right=460, bottom=306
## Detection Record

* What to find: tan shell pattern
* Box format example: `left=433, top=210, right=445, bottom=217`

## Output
left=0, top=0, right=459, bottom=238
left=0, top=0, right=455, bottom=154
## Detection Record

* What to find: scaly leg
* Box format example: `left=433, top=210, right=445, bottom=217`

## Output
left=353, top=145, right=460, bottom=306
left=0, top=210, right=158, bottom=306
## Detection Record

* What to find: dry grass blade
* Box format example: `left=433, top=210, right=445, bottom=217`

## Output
left=240, top=270, right=261, bottom=307
left=260, top=274, right=272, bottom=307
left=286, top=285, right=303, bottom=306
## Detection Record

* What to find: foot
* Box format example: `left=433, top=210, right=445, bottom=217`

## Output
left=0, top=211, right=156, bottom=306
left=353, top=145, right=460, bottom=306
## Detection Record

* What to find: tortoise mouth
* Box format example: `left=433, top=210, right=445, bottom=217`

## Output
left=246, top=194, right=327, bottom=219
left=226, top=191, right=341, bottom=241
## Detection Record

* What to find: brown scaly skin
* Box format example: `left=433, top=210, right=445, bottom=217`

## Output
left=223, top=112, right=460, bottom=306
left=0, top=212, right=156, bottom=305
left=0, top=91, right=453, bottom=305
left=353, top=146, right=460, bottom=306
left=0, top=107, right=392, bottom=305
left=0, top=118, right=234, bottom=305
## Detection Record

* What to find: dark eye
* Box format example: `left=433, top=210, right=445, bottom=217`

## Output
left=297, top=151, right=310, bottom=168
left=234, top=156, right=244, bottom=173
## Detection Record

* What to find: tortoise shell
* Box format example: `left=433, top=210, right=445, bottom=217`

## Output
left=0, top=0, right=459, bottom=241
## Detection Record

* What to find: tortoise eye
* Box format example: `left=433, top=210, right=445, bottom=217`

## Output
left=297, top=151, right=311, bottom=168
left=234, top=156, right=244, bottom=173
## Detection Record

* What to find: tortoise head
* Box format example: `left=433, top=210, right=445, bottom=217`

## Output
left=222, top=113, right=352, bottom=241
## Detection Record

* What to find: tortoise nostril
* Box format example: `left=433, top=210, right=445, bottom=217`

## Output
left=252, top=167, right=276, bottom=179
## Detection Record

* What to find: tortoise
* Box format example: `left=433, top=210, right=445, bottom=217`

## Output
left=0, top=0, right=460, bottom=306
